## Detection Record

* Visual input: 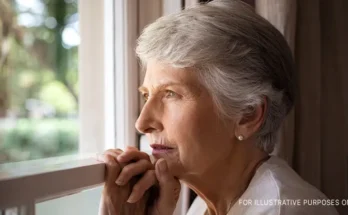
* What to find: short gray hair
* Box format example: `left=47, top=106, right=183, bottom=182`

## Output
left=136, top=0, right=296, bottom=153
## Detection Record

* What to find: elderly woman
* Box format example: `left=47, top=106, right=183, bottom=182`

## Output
left=97, top=0, right=338, bottom=214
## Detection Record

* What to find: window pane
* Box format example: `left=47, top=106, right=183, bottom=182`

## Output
left=36, top=186, right=102, bottom=215
left=0, top=0, right=79, bottom=164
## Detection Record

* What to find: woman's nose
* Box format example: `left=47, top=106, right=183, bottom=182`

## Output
left=135, top=100, right=163, bottom=134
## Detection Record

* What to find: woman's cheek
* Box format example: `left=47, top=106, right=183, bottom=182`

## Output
left=164, top=106, right=186, bottom=131
left=165, top=149, right=184, bottom=176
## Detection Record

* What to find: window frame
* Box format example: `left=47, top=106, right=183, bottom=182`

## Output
left=0, top=155, right=104, bottom=211
left=0, top=0, right=137, bottom=213
left=0, top=0, right=194, bottom=214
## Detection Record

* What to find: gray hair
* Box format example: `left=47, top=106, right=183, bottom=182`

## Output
left=136, top=0, right=295, bottom=153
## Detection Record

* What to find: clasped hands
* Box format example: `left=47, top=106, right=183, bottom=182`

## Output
left=96, top=147, right=181, bottom=215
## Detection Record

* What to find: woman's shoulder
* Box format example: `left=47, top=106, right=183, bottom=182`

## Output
left=186, top=156, right=339, bottom=215
left=254, top=156, right=325, bottom=198
left=231, top=156, right=339, bottom=215
left=247, top=156, right=327, bottom=200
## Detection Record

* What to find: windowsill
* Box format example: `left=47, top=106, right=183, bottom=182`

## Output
left=0, top=154, right=104, bottom=209
left=0, top=153, right=97, bottom=178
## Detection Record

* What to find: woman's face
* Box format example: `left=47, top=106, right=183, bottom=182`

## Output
left=136, top=61, right=236, bottom=178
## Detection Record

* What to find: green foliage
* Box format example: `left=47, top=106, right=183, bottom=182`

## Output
left=4, top=0, right=79, bottom=115
left=39, top=80, right=77, bottom=114
left=0, top=119, right=78, bottom=163
left=0, top=0, right=79, bottom=163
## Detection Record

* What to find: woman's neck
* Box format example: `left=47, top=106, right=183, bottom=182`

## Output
left=183, top=145, right=269, bottom=215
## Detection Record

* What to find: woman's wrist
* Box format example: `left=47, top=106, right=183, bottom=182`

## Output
left=99, top=181, right=150, bottom=215
left=99, top=192, right=118, bottom=215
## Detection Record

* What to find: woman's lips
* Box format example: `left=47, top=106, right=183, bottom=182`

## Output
left=150, top=143, right=175, bottom=155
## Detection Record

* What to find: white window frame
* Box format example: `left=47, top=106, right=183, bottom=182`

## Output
left=0, top=0, right=136, bottom=214
left=0, top=0, right=193, bottom=214
left=79, top=0, right=140, bottom=152
left=0, top=155, right=104, bottom=214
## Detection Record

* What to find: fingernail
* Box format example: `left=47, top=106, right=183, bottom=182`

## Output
left=115, top=179, right=124, bottom=185
left=158, top=160, right=167, bottom=173
left=117, top=154, right=124, bottom=161
left=127, top=194, right=137, bottom=203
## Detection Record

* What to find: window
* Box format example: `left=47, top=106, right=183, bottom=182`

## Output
left=0, top=0, right=191, bottom=214
left=0, top=0, right=113, bottom=214
left=0, top=0, right=79, bottom=164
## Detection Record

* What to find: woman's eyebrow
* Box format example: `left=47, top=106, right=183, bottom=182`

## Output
left=138, top=82, right=201, bottom=94
left=138, top=86, right=148, bottom=93
left=138, top=83, right=181, bottom=94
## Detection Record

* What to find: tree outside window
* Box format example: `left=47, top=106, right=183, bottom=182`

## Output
left=0, top=0, right=79, bottom=164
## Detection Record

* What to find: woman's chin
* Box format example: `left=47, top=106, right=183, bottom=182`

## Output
left=152, top=152, right=183, bottom=177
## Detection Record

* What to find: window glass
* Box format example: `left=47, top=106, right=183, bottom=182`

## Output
left=0, top=0, right=79, bottom=163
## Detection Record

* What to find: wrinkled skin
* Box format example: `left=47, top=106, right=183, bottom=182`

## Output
left=97, top=61, right=268, bottom=215
left=97, top=147, right=180, bottom=215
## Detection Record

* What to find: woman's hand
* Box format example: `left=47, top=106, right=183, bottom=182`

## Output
left=117, top=146, right=181, bottom=215
left=97, top=147, right=181, bottom=215
left=96, top=149, right=149, bottom=215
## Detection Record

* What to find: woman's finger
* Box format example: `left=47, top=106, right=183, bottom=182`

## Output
left=104, top=149, right=124, bottom=158
left=126, top=170, right=157, bottom=203
left=104, top=154, right=122, bottom=183
left=95, top=149, right=123, bottom=162
left=125, top=146, right=138, bottom=152
left=117, top=150, right=150, bottom=163
left=95, top=153, right=107, bottom=162
left=153, top=159, right=181, bottom=213
left=116, top=159, right=154, bottom=185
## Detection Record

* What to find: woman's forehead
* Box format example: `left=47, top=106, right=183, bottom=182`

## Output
left=142, top=61, right=201, bottom=88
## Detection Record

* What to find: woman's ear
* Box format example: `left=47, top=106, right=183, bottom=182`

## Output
left=234, top=97, right=267, bottom=141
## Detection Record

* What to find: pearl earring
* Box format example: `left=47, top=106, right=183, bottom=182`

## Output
left=237, top=135, right=244, bottom=141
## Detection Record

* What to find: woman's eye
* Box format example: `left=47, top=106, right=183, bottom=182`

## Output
left=165, top=90, right=177, bottom=98
left=142, top=93, right=149, bottom=101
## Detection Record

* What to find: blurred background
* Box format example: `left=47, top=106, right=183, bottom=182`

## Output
left=0, top=0, right=79, bottom=164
